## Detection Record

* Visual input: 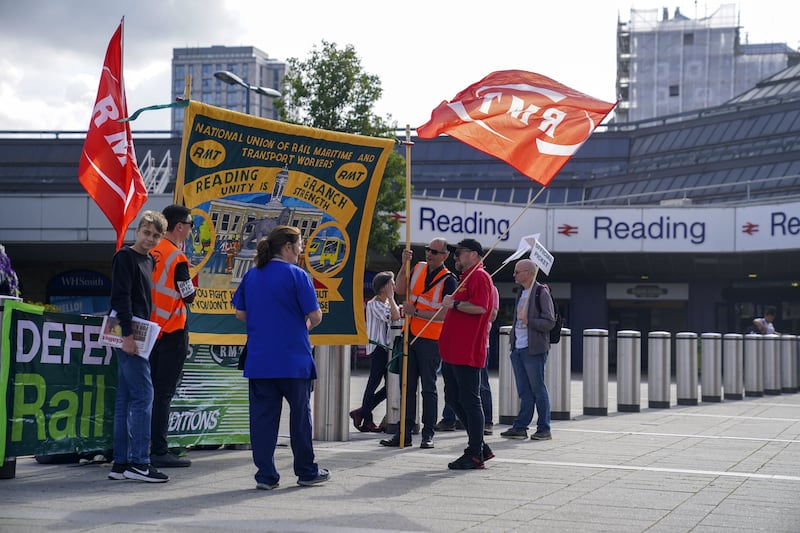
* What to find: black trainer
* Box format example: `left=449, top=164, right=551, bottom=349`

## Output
left=123, top=464, right=169, bottom=483
left=151, top=452, right=191, bottom=468
left=482, top=443, right=495, bottom=462
left=434, top=420, right=456, bottom=431
left=108, top=462, right=128, bottom=480
left=448, top=452, right=485, bottom=470
left=297, top=468, right=330, bottom=486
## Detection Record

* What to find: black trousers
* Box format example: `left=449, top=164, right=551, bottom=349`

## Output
left=359, top=345, right=388, bottom=422
left=149, top=329, right=189, bottom=456
left=400, top=337, right=440, bottom=439
left=441, top=362, right=484, bottom=457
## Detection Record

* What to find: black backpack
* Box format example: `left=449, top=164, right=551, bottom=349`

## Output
left=535, top=284, right=563, bottom=344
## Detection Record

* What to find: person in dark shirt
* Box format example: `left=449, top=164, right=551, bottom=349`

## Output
left=107, top=210, right=169, bottom=483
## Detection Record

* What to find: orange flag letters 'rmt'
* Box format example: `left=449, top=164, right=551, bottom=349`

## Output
left=78, top=20, right=147, bottom=250
left=417, top=70, right=617, bottom=186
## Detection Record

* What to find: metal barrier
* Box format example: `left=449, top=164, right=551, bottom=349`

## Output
left=583, top=329, right=608, bottom=416
left=546, top=328, right=571, bottom=420
left=648, top=331, right=672, bottom=408
left=700, top=333, right=722, bottom=402
left=384, top=371, right=401, bottom=435
left=781, top=334, right=798, bottom=393
left=616, top=330, right=641, bottom=412
left=723, top=333, right=744, bottom=400
left=744, top=333, right=763, bottom=397
left=762, top=334, right=781, bottom=395
left=676, top=332, right=698, bottom=406
left=313, top=344, right=350, bottom=441
left=498, top=326, right=518, bottom=425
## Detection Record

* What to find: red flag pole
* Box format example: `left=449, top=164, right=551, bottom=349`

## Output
left=78, top=18, right=148, bottom=250
left=409, top=184, right=546, bottom=344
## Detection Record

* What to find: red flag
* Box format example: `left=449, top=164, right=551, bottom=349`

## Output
left=79, top=20, right=147, bottom=250
left=417, top=70, right=617, bottom=186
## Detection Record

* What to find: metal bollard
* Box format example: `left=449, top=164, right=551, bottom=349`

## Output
left=723, top=334, right=743, bottom=400
left=648, top=331, right=672, bottom=408
left=700, top=333, right=722, bottom=402
left=676, top=332, right=698, bottom=405
left=313, top=345, right=350, bottom=441
left=498, top=326, right=518, bottom=425
left=744, top=333, right=763, bottom=397
left=546, top=328, right=571, bottom=420
left=780, top=334, right=798, bottom=393
left=762, top=334, right=781, bottom=395
left=583, top=329, right=608, bottom=416
left=616, top=330, right=641, bottom=412
left=384, top=371, right=401, bottom=435
left=0, top=295, right=22, bottom=479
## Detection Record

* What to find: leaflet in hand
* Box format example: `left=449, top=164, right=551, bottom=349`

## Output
left=99, top=310, right=161, bottom=359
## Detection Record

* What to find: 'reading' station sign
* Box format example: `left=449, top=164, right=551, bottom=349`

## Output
left=399, top=198, right=800, bottom=254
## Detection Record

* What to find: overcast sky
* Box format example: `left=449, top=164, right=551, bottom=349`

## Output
left=1, top=0, right=798, bottom=133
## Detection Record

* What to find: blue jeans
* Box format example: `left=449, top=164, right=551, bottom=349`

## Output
left=113, top=349, right=154, bottom=465
left=509, top=347, right=551, bottom=433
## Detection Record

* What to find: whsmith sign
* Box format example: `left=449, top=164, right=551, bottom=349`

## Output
left=401, top=199, right=800, bottom=253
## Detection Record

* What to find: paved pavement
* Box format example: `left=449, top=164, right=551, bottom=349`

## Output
left=2, top=370, right=800, bottom=532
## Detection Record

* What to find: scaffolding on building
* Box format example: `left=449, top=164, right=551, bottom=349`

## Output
left=615, top=4, right=795, bottom=124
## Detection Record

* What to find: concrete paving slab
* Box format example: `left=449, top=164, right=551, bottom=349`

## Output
left=1, top=371, right=799, bottom=532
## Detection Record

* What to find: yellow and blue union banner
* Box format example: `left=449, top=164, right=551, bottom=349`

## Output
left=175, top=102, right=395, bottom=346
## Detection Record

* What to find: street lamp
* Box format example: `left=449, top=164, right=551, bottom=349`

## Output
left=213, top=70, right=281, bottom=115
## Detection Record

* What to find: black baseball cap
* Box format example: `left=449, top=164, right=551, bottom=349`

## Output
left=455, top=238, right=484, bottom=255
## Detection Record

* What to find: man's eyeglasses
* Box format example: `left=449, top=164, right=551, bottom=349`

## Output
left=182, top=219, right=194, bottom=228
left=424, top=246, right=446, bottom=255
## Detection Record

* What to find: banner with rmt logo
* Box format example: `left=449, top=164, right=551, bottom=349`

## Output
left=0, top=301, right=249, bottom=460
left=175, top=101, right=395, bottom=346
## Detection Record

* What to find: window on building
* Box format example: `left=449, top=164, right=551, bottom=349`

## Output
left=669, top=85, right=680, bottom=97
left=494, top=189, right=511, bottom=203
left=683, top=33, right=694, bottom=45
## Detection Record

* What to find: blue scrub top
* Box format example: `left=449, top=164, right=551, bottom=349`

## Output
left=232, top=260, right=320, bottom=379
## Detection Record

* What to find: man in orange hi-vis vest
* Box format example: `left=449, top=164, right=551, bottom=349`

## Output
left=380, top=238, right=456, bottom=449
left=149, top=204, right=197, bottom=468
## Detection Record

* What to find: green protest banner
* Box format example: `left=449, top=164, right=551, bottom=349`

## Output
left=0, top=301, right=251, bottom=460
left=174, top=102, right=395, bottom=346
left=167, top=343, right=249, bottom=447
left=1, top=301, right=115, bottom=458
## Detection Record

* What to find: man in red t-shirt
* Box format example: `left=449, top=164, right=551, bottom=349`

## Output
left=439, top=238, right=493, bottom=469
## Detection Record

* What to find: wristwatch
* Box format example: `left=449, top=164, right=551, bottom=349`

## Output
left=453, top=300, right=461, bottom=311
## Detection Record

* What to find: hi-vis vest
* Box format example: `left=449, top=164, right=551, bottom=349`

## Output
left=408, top=262, right=451, bottom=340
left=150, top=239, right=188, bottom=334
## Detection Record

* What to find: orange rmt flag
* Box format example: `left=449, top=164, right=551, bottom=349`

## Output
left=78, top=19, right=147, bottom=250
left=417, top=70, right=617, bottom=187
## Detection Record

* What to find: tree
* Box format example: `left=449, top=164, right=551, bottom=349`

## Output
left=276, top=40, right=406, bottom=258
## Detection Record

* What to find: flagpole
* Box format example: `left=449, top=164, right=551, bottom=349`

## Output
left=399, top=125, right=413, bottom=449
left=410, top=184, right=547, bottom=343
left=173, top=75, right=192, bottom=207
